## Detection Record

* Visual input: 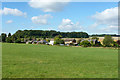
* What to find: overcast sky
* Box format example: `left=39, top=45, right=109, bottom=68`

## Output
left=0, top=1, right=118, bottom=35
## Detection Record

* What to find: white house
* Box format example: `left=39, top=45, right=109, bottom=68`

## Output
left=49, top=39, right=54, bottom=45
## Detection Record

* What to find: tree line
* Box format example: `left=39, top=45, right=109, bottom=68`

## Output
left=13, top=30, right=89, bottom=38
left=0, top=30, right=89, bottom=43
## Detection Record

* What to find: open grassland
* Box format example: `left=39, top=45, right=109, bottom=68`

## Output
left=2, top=43, right=118, bottom=78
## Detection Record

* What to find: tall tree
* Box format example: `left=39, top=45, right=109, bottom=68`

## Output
left=6, top=37, right=13, bottom=43
left=8, top=33, right=11, bottom=37
left=54, top=35, right=64, bottom=45
left=103, top=35, right=113, bottom=47
left=0, top=35, right=1, bottom=42
left=1, top=33, right=7, bottom=42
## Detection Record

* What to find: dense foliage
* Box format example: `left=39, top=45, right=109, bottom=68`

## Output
left=12, top=30, right=89, bottom=38
left=1, top=33, right=7, bottom=42
left=54, top=35, right=64, bottom=45
left=80, top=40, right=91, bottom=47
left=103, top=35, right=114, bottom=47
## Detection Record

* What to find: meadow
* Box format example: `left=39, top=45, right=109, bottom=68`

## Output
left=2, top=43, right=118, bottom=78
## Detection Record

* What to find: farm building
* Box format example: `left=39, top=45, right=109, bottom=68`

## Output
left=38, top=40, right=48, bottom=44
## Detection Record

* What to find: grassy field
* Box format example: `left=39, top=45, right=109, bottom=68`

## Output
left=2, top=43, right=118, bottom=78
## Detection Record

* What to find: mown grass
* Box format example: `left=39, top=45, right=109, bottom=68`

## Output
left=2, top=43, right=118, bottom=78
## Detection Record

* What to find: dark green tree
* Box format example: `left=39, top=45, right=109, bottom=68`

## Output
left=6, top=37, right=13, bottom=43
left=12, top=30, right=89, bottom=38
left=1, top=33, right=7, bottom=42
left=54, top=35, right=64, bottom=45
left=8, top=33, right=11, bottom=37
left=15, top=38, right=21, bottom=43
left=112, top=41, right=119, bottom=47
left=11, top=35, right=17, bottom=42
left=0, top=35, right=1, bottom=42
left=103, top=35, right=113, bottom=47
left=80, top=40, right=91, bottom=47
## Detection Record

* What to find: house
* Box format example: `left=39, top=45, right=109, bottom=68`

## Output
left=36, top=40, right=48, bottom=44
left=37, top=41, right=41, bottom=44
left=64, top=39, right=76, bottom=45
left=49, top=39, right=54, bottom=45
left=40, top=40, right=48, bottom=44
left=81, top=39, right=99, bottom=45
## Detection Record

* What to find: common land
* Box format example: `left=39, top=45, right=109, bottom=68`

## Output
left=2, top=43, right=118, bottom=78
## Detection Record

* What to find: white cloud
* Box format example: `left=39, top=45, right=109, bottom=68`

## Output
left=92, top=7, right=118, bottom=26
left=101, top=25, right=118, bottom=33
left=6, top=20, right=13, bottom=24
left=31, top=14, right=53, bottom=25
left=91, top=7, right=118, bottom=33
left=28, top=0, right=70, bottom=12
left=0, top=7, right=27, bottom=17
left=58, top=19, right=82, bottom=31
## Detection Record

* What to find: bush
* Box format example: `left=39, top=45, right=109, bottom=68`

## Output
left=69, top=43, right=73, bottom=46
left=112, top=41, right=119, bottom=47
left=90, top=41, right=94, bottom=46
left=80, top=40, right=91, bottom=47
left=15, top=38, right=21, bottom=43
left=95, top=42, right=102, bottom=47
left=6, top=37, right=13, bottom=43
left=28, top=42, right=32, bottom=44
left=34, top=42, right=37, bottom=44
left=117, top=40, right=120, bottom=45
left=54, top=35, right=64, bottom=45
left=103, top=35, right=113, bottom=47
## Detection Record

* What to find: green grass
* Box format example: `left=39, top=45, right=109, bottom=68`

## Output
left=2, top=43, right=118, bottom=78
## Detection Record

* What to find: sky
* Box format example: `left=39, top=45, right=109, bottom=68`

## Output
left=0, top=1, right=118, bottom=35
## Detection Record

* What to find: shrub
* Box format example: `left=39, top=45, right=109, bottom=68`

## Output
left=6, top=37, right=13, bottom=43
left=80, top=40, right=91, bottom=47
left=117, top=40, right=120, bottom=45
left=28, top=42, right=32, bottom=44
left=15, top=38, right=21, bottom=43
left=69, top=43, right=73, bottom=46
left=112, top=41, right=119, bottom=47
left=95, top=42, right=102, bottom=47
left=90, top=41, right=94, bottom=46
left=103, top=35, right=113, bottom=47
left=54, top=35, right=64, bottom=45
left=34, top=42, right=37, bottom=44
